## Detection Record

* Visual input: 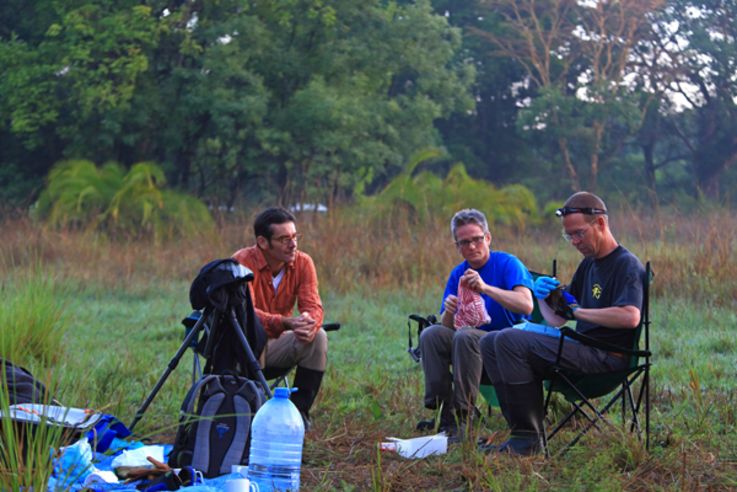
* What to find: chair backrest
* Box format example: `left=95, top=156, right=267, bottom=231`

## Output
left=529, top=259, right=557, bottom=325
left=628, top=261, right=652, bottom=367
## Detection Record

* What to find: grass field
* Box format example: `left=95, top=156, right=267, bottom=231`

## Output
left=1, top=209, right=737, bottom=490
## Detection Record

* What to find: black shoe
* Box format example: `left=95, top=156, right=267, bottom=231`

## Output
left=414, top=417, right=457, bottom=435
left=488, top=382, right=545, bottom=456
left=416, top=418, right=436, bottom=431
left=444, top=406, right=482, bottom=444
left=497, top=436, right=542, bottom=456
left=477, top=436, right=499, bottom=453
left=477, top=435, right=541, bottom=456
left=299, top=409, right=312, bottom=432
left=291, top=367, right=323, bottom=433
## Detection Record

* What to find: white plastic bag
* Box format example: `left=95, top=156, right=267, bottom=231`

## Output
left=380, top=434, right=448, bottom=459
left=110, top=444, right=165, bottom=470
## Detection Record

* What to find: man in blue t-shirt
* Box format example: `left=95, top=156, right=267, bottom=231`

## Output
left=418, top=209, right=534, bottom=439
left=480, top=192, right=645, bottom=456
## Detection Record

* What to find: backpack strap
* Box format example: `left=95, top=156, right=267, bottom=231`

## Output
left=190, top=377, right=227, bottom=473
left=181, top=374, right=218, bottom=416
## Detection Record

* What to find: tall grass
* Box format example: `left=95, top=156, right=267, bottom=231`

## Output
left=0, top=275, right=67, bottom=367
left=3, top=207, right=736, bottom=304
left=0, top=368, right=67, bottom=490
left=0, top=270, right=67, bottom=490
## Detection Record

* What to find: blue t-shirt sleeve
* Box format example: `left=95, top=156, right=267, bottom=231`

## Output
left=504, top=256, right=534, bottom=291
left=479, top=253, right=533, bottom=330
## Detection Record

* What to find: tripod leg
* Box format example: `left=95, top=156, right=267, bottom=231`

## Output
left=128, top=309, right=209, bottom=431
left=228, top=309, right=272, bottom=398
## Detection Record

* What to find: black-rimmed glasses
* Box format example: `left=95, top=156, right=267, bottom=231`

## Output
left=455, top=235, right=485, bottom=249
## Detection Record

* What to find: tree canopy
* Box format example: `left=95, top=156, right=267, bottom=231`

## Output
left=2, top=0, right=737, bottom=210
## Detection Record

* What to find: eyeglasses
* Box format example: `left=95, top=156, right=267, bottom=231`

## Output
left=555, top=207, right=607, bottom=217
left=561, top=226, right=590, bottom=242
left=271, top=233, right=302, bottom=246
left=455, top=235, right=486, bottom=249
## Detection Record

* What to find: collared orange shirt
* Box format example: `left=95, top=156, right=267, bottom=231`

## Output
left=232, top=245, right=324, bottom=339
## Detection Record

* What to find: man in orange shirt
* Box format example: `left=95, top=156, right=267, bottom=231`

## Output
left=233, top=207, right=326, bottom=431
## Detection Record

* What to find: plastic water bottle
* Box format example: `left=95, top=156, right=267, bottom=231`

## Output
left=247, top=387, right=305, bottom=491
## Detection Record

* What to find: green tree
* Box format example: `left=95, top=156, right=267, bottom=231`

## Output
left=475, top=0, right=664, bottom=192
left=423, top=1, right=541, bottom=191
left=0, top=2, right=159, bottom=206
left=2, top=1, right=474, bottom=208
left=239, top=0, right=475, bottom=206
left=651, top=0, right=737, bottom=199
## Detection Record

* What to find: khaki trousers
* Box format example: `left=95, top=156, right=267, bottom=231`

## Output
left=419, top=324, right=486, bottom=413
left=261, top=328, right=328, bottom=373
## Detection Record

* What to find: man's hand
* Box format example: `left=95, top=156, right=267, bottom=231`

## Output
left=533, top=276, right=560, bottom=300
left=443, top=294, right=458, bottom=316
left=284, top=312, right=317, bottom=342
left=461, top=269, right=488, bottom=293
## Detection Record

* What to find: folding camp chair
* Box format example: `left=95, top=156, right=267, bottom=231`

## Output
left=478, top=261, right=557, bottom=408
left=542, top=261, right=653, bottom=456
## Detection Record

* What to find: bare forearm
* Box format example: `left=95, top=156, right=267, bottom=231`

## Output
left=539, top=299, right=567, bottom=327
left=481, top=285, right=533, bottom=315
left=574, top=306, right=640, bottom=329
left=540, top=300, right=640, bottom=329
left=441, top=310, right=455, bottom=328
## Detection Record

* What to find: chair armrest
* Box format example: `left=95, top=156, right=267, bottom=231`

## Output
left=323, top=322, right=341, bottom=332
left=558, top=327, right=651, bottom=358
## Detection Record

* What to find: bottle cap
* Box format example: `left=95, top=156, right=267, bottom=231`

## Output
left=274, top=387, right=291, bottom=398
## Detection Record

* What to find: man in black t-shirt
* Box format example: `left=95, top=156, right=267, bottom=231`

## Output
left=479, top=191, right=645, bottom=456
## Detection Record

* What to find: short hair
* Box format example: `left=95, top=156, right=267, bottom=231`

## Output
left=450, top=209, right=489, bottom=240
left=563, top=191, right=607, bottom=212
left=253, top=207, right=296, bottom=240
left=557, top=192, right=608, bottom=222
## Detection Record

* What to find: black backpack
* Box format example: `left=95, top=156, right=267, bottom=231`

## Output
left=168, top=373, right=265, bottom=477
left=0, top=357, right=49, bottom=405
left=189, top=258, right=267, bottom=375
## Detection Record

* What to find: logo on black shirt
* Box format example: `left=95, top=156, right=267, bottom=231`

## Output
left=592, top=283, right=602, bottom=299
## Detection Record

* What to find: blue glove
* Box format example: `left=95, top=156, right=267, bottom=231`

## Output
left=562, top=291, right=578, bottom=306
left=533, top=276, right=560, bottom=300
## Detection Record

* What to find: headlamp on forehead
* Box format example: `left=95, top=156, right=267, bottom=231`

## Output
left=555, top=206, right=607, bottom=217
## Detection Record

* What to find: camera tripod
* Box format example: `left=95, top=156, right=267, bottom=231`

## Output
left=128, top=302, right=272, bottom=432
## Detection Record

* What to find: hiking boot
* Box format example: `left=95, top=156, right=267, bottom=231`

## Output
left=450, top=407, right=482, bottom=443
left=416, top=402, right=457, bottom=435
left=299, top=409, right=312, bottom=433
left=414, top=416, right=458, bottom=435
left=291, top=367, right=323, bottom=433
left=482, top=382, right=544, bottom=456
left=416, top=418, right=436, bottom=431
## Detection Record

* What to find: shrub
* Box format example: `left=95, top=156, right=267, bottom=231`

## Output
left=32, top=159, right=214, bottom=240
left=357, top=150, right=539, bottom=229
